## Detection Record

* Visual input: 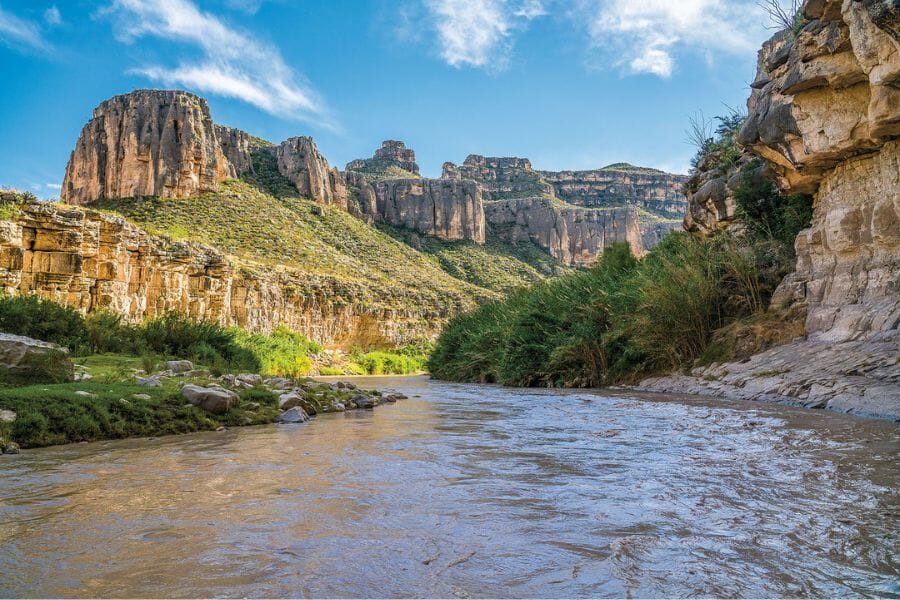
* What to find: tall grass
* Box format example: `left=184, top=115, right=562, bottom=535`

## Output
left=429, top=232, right=790, bottom=387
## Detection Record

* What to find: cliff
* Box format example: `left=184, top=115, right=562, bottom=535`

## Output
left=346, top=140, right=420, bottom=177
left=739, top=0, right=899, bottom=343
left=442, top=155, right=553, bottom=200
left=344, top=142, right=485, bottom=242
left=276, top=137, right=348, bottom=209
left=484, top=198, right=644, bottom=266
left=641, top=0, right=900, bottom=419
left=367, top=179, right=485, bottom=243
left=62, top=90, right=229, bottom=204
left=539, top=164, right=688, bottom=219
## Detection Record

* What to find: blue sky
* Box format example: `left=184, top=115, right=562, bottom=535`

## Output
left=0, top=0, right=786, bottom=197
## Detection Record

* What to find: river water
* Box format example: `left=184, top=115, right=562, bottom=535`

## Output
left=1, top=376, right=897, bottom=598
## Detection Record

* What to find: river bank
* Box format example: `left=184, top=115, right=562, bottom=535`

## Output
left=636, top=336, right=900, bottom=421
left=1, top=376, right=896, bottom=597
left=0, top=357, right=399, bottom=453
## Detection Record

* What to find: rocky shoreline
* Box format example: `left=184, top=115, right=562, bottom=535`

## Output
left=636, top=335, right=900, bottom=421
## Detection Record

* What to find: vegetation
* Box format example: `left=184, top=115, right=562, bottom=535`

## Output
left=0, top=378, right=280, bottom=449
left=431, top=106, right=814, bottom=389
left=90, top=179, right=561, bottom=319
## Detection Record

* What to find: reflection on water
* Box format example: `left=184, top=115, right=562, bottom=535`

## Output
left=1, top=376, right=897, bottom=598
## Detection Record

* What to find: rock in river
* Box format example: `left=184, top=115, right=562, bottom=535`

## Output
left=276, top=407, right=310, bottom=423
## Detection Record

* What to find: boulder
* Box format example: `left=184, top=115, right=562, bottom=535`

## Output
left=2, top=441, right=20, bottom=455
left=181, top=384, right=239, bottom=414
left=0, top=409, right=15, bottom=423
left=166, top=360, right=194, bottom=374
left=235, top=373, right=263, bottom=386
left=0, top=332, right=74, bottom=382
left=351, top=394, right=376, bottom=409
left=136, top=377, right=162, bottom=387
left=276, top=406, right=310, bottom=423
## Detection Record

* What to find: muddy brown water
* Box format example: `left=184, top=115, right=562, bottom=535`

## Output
left=1, top=376, right=897, bottom=598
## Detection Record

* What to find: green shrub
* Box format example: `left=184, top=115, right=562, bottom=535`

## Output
left=734, top=158, right=813, bottom=248
left=430, top=234, right=783, bottom=388
left=319, top=366, right=344, bottom=376
left=0, top=295, right=88, bottom=351
left=233, top=326, right=321, bottom=377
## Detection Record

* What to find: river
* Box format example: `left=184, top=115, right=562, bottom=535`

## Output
left=1, top=376, right=897, bottom=598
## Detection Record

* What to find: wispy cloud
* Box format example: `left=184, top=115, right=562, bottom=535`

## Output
left=0, top=4, right=50, bottom=51
left=583, top=0, right=771, bottom=78
left=44, top=6, right=62, bottom=26
left=424, top=0, right=545, bottom=70
left=104, top=0, right=332, bottom=126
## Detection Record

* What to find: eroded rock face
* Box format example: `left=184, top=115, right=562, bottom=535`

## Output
left=276, top=137, right=348, bottom=209
left=539, top=165, right=688, bottom=219
left=0, top=202, right=440, bottom=348
left=346, top=140, right=420, bottom=175
left=740, top=0, right=900, bottom=342
left=0, top=332, right=74, bottom=382
left=62, top=90, right=230, bottom=204
left=485, top=198, right=644, bottom=266
left=215, top=125, right=255, bottom=178
left=367, top=179, right=486, bottom=243
left=442, top=155, right=553, bottom=199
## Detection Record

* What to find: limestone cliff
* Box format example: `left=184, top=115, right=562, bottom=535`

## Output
left=739, top=0, right=899, bottom=342
left=346, top=140, right=420, bottom=176
left=442, top=156, right=553, bottom=199
left=344, top=142, right=485, bottom=243
left=214, top=124, right=256, bottom=178
left=539, top=164, right=688, bottom=219
left=640, top=0, right=900, bottom=419
left=276, top=137, right=348, bottom=209
left=0, top=201, right=440, bottom=348
left=484, top=198, right=643, bottom=265
left=62, top=90, right=229, bottom=204
left=366, top=179, right=486, bottom=243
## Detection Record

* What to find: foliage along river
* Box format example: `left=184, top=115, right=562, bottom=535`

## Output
left=1, top=376, right=897, bottom=598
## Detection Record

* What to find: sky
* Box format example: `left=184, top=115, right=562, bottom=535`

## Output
left=0, top=0, right=788, bottom=197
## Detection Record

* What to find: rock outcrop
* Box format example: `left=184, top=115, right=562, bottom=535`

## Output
left=344, top=142, right=486, bottom=243
left=739, top=0, right=899, bottom=342
left=442, top=156, right=553, bottom=199
left=539, top=164, right=688, bottom=219
left=0, top=202, right=441, bottom=348
left=0, top=332, right=74, bottom=382
left=276, top=137, right=348, bottom=209
left=640, top=0, right=900, bottom=420
left=214, top=125, right=256, bottom=178
left=366, top=179, right=486, bottom=243
left=346, top=140, right=420, bottom=176
left=485, top=198, right=643, bottom=265
left=62, top=90, right=230, bottom=204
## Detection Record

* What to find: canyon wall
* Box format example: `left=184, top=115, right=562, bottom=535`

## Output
left=0, top=201, right=439, bottom=348
left=367, top=179, right=486, bottom=243
left=62, top=90, right=229, bottom=204
left=277, top=137, right=349, bottom=210
left=739, top=0, right=899, bottom=342
left=484, top=198, right=643, bottom=265
left=539, top=165, right=688, bottom=218
left=346, top=140, right=420, bottom=175
left=442, top=156, right=553, bottom=199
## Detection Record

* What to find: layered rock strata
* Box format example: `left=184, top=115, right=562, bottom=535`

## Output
left=484, top=198, right=643, bottom=265
left=62, top=90, right=229, bottom=204
left=640, top=0, right=900, bottom=419
left=540, top=164, right=688, bottom=218
left=442, top=156, right=554, bottom=199
left=0, top=202, right=439, bottom=348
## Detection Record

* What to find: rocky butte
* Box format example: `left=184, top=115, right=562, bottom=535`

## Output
left=641, top=0, right=899, bottom=419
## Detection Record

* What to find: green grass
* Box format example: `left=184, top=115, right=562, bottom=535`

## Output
left=0, top=378, right=281, bottom=449
left=90, top=179, right=562, bottom=318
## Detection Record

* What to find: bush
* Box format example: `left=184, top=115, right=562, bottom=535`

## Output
left=734, top=158, right=813, bottom=248
left=233, top=326, right=321, bottom=377
left=0, top=295, right=88, bottom=351
left=430, top=234, right=784, bottom=388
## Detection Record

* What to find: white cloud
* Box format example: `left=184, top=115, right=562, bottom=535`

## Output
left=424, top=0, right=545, bottom=70
left=44, top=6, right=62, bottom=26
left=0, top=4, right=49, bottom=50
left=584, top=0, right=772, bottom=78
left=105, top=0, right=330, bottom=125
